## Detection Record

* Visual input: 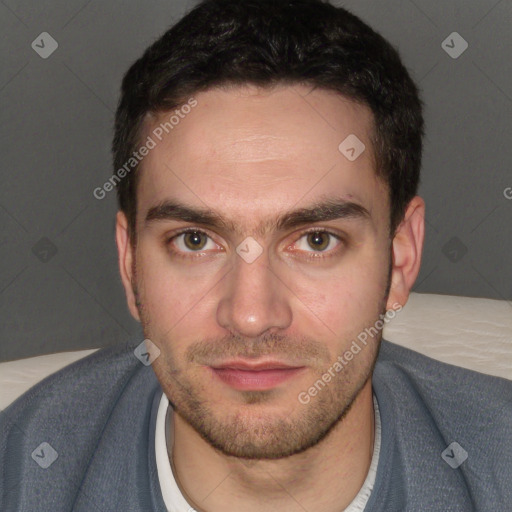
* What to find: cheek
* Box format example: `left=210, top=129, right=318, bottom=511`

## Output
left=135, top=243, right=187, bottom=327
left=290, top=250, right=389, bottom=342
left=135, top=241, right=225, bottom=338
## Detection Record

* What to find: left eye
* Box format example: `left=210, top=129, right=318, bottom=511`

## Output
left=293, top=231, right=341, bottom=252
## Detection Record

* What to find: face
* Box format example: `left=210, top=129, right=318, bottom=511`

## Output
left=118, top=84, right=405, bottom=460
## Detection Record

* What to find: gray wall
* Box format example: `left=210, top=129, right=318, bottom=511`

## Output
left=1, top=0, right=511, bottom=362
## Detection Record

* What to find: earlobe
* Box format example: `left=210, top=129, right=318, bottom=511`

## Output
left=115, top=211, right=141, bottom=322
left=386, top=196, right=425, bottom=311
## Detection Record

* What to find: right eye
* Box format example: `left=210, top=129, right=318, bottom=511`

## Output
left=166, top=228, right=221, bottom=258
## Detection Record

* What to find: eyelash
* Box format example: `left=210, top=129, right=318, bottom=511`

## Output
left=165, top=227, right=345, bottom=261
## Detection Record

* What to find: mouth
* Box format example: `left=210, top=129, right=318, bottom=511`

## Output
left=209, top=360, right=307, bottom=391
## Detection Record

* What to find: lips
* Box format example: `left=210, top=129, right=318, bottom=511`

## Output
left=209, top=359, right=306, bottom=391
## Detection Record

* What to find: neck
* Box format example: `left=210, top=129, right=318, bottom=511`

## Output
left=169, top=379, right=375, bottom=512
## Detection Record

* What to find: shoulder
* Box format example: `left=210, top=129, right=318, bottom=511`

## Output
left=376, top=339, right=512, bottom=426
left=0, top=339, right=161, bottom=508
left=2, top=340, right=146, bottom=424
left=373, top=339, right=512, bottom=506
left=377, top=339, right=512, bottom=402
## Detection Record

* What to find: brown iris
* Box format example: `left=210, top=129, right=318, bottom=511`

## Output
left=307, top=232, right=330, bottom=251
left=184, top=231, right=208, bottom=250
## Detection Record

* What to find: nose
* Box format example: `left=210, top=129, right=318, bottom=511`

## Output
left=216, top=246, right=293, bottom=338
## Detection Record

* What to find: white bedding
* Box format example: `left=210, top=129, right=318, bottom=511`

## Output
left=1, top=292, right=510, bottom=410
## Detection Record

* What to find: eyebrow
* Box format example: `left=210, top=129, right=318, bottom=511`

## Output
left=144, top=196, right=371, bottom=238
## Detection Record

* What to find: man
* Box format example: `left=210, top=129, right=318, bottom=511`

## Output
left=1, top=0, right=511, bottom=510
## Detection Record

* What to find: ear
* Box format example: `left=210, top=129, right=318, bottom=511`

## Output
left=386, top=196, right=425, bottom=311
left=115, top=211, right=141, bottom=322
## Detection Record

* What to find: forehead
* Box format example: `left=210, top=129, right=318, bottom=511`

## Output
left=137, top=84, right=388, bottom=232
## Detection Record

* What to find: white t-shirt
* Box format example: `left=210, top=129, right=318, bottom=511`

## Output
left=155, top=392, right=381, bottom=512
